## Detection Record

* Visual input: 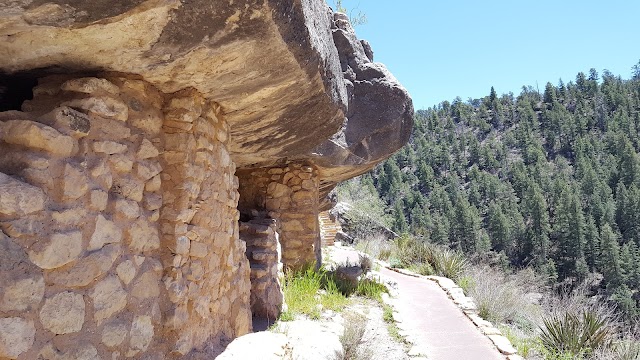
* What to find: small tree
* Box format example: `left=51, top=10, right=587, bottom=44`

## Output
left=632, top=59, right=640, bottom=79
left=333, top=0, right=367, bottom=26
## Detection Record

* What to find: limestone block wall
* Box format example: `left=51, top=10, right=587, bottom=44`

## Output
left=239, top=216, right=283, bottom=320
left=0, top=76, right=250, bottom=359
left=238, top=164, right=321, bottom=269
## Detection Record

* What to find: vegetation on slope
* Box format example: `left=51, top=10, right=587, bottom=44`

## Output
left=364, top=62, right=640, bottom=319
left=338, top=60, right=640, bottom=359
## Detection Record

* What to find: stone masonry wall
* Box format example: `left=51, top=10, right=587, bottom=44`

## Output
left=0, top=76, right=250, bottom=359
left=239, top=215, right=283, bottom=321
left=238, top=164, right=321, bottom=269
left=158, top=89, right=251, bottom=356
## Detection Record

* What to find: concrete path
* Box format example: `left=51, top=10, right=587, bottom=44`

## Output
left=380, top=267, right=505, bottom=360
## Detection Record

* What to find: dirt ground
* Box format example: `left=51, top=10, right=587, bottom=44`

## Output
left=346, top=300, right=410, bottom=360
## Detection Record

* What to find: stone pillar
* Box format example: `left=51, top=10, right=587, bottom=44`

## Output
left=158, top=89, right=251, bottom=356
left=0, top=76, right=251, bottom=359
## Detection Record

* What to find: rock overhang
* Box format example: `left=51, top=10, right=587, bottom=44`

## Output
left=0, top=0, right=413, bottom=185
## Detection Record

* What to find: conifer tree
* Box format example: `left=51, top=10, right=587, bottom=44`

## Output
left=599, top=224, right=624, bottom=289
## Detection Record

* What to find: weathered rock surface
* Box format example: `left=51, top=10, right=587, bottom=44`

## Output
left=0, top=0, right=412, bottom=186
left=39, top=291, right=85, bottom=334
left=216, top=317, right=345, bottom=360
left=0, top=172, right=46, bottom=216
left=0, top=1, right=413, bottom=359
left=215, top=332, right=290, bottom=360
left=0, top=317, right=35, bottom=359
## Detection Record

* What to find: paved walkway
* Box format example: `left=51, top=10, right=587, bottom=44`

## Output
left=380, top=267, right=505, bottom=360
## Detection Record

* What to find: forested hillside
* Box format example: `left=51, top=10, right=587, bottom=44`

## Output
left=367, top=65, right=640, bottom=317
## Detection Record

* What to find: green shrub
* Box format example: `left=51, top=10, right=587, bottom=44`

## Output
left=282, top=267, right=349, bottom=319
left=539, top=309, right=613, bottom=357
left=355, top=277, right=388, bottom=302
left=382, top=304, right=394, bottom=323
left=457, top=275, right=475, bottom=293
left=410, top=262, right=434, bottom=276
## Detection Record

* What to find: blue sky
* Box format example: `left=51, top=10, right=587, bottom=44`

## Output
left=335, top=0, right=640, bottom=110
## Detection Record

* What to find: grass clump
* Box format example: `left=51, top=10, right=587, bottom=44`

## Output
left=354, top=277, right=388, bottom=302
left=499, top=325, right=536, bottom=358
left=381, top=303, right=405, bottom=343
left=281, top=266, right=349, bottom=320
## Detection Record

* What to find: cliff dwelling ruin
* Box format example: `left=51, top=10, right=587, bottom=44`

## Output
left=0, top=0, right=413, bottom=358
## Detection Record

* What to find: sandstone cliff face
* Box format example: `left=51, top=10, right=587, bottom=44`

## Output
left=0, top=1, right=413, bottom=358
left=0, top=0, right=412, bottom=181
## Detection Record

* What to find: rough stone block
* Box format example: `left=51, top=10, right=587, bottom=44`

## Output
left=135, top=160, right=162, bottom=181
left=52, top=208, right=86, bottom=227
left=89, top=215, right=123, bottom=251
left=62, top=96, right=128, bottom=121
left=28, top=231, right=83, bottom=269
left=48, top=244, right=120, bottom=287
left=136, top=138, right=160, bottom=159
left=131, top=271, right=160, bottom=300
left=115, top=197, right=140, bottom=220
left=61, top=77, right=120, bottom=95
left=38, top=106, right=91, bottom=138
left=92, top=140, right=127, bottom=154
left=113, top=175, right=144, bottom=202
left=62, top=163, right=89, bottom=201
left=0, top=275, right=45, bottom=312
left=102, top=321, right=128, bottom=348
left=145, top=175, right=162, bottom=192
left=90, top=276, right=127, bottom=325
left=89, top=189, right=108, bottom=211
left=116, top=260, right=137, bottom=285
left=127, top=219, right=160, bottom=252
left=0, top=120, right=76, bottom=156
left=129, top=316, right=154, bottom=353
left=109, top=154, right=134, bottom=173
left=189, top=242, right=209, bottom=258
left=0, top=317, right=35, bottom=359
left=0, top=172, right=46, bottom=216
left=39, top=291, right=85, bottom=334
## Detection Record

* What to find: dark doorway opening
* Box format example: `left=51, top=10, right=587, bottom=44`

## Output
left=0, top=73, right=38, bottom=112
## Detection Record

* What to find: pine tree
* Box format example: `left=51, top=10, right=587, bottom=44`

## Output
left=452, top=194, right=481, bottom=253
left=598, top=224, right=624, bottom=289
left=521, top=184, right=551, bottom=267
left=543, top=82, right=557, bottom=104
left=552, top=184, right=586, bottom=280
left=583, top=215, right=600, bottom=271
left=393, top=200, right=408, bottom=234
left=487, top=203, right=511, bottom=253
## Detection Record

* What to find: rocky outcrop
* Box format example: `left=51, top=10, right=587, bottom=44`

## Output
left=0, top=0, right=412, bottom=358
left=0, top=0, right=412, bottom=184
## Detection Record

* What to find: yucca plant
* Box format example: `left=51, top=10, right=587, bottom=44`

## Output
left=539, top=309, right=613, bottom=357
left=431, top=248, right=467, bottom=281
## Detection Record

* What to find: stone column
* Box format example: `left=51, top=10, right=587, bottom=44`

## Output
left=158, top=89, right=251, bottom=356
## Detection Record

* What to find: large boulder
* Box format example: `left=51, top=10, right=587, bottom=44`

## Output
left=0, top=0, right=412, bottom=186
